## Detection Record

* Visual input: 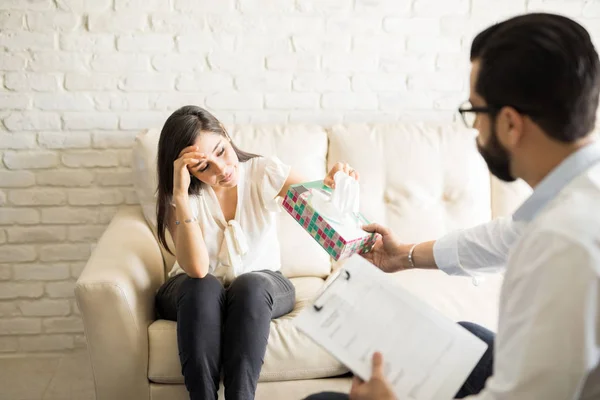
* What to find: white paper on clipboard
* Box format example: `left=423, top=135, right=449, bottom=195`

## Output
left=294, top=256, right=487, bottom=400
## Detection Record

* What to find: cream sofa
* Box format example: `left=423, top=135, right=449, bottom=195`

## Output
left=75, top=123, right=531, bottom=400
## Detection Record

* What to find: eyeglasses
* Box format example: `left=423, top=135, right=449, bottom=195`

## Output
left=457, top=101, right=497, bottom=128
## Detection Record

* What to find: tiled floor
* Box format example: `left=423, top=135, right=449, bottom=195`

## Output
left=0, top=352, right=95, bottom=400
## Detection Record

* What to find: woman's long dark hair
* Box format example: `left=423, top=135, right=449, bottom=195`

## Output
left=156, top=105, right=258, bottom=255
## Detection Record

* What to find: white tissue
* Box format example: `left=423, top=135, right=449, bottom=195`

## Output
left=310, top=171, right=360, bottom=227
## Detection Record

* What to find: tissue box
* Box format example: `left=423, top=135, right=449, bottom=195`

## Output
left=282, top=181, right=377, bottom=261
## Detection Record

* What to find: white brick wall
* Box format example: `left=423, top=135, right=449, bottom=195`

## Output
left=0, top=0, right=598, bottom=354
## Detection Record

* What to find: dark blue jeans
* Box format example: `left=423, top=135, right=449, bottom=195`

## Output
left=155, top=270, right=296, bottom=400
left=304, top=321, right=495, bottom=400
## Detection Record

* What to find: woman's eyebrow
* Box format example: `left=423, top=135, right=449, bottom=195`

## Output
left=212, top=141, right=222, bottom=153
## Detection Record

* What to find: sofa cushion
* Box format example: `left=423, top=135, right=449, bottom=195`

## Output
left=132, top=124, right=332, bottom=278
left=148, top=277, right=347, bottom=384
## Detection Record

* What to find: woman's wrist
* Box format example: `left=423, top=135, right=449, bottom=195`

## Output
left=172, top=192, right=189, bottom=204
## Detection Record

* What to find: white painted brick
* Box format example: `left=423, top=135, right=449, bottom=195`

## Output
left=152, top=54, right=206, bottom=72
left=413, top=0, right=469, bottom=17
left=43, top=316, right=83, bottom=333
left=440, top=16, right=490, bottom=38
left=355, top=0, right=411, bottom=14
left=352, top=73, right=406, bottom=92
left=68, top=225, right=106, bottom=242
left=33, top=93, right=94, bottom=111
left=3, top=151, right=59, bottom=169
left=36, top=170, right=94, bottom=187
left=0, top=208, right=40, bottom=225
left=0, top=337, right=18, bottom=352
left=7, top=226, right=67, bottom=244
left=19, top=335, right=74, bottom=352
left=38, top=132, right=91, bottom=149
left=0, top=171, right=35, bottom=188
left=383, top=17, right=441, bottom=34
left=68, top=188, right=124, bottom=206
left=408, top=72, right=464, bottom=91
left=0, top=52, right=27, bottom=71
left=0, top=133, right=36, bottom=149
left=118, top=151, right=132, bottom=167
left=0, top=264, right=10, bottom=280
left=288, top=111, right=344, bottom=125
left=380, top=53, right=436, bottom=73
left=97, top=206, right=119, bottom=223
left=267, top=54, right=319, bottom=71
left=238, top=0, right=295, bottom=13
left=45, top=281, right=76, bottom=298
left=60, top=33, right=115, bottom=52
left=326, top=17, right=383, bottom=35
left=0, top=31, right=55, bottom=51
left=379, top=91, right=436, bottom=112
left=65, top=73, right=118, bottom=91
left=119, top=111, right=168, bottom=130
left=62, top=151, right=119, bottom=168
left=292, top=35, right=351, bottom=53
left=407, top=36, right=461, bottom=53
left=206, top=15, right=267, bottom=35
left=93, top=93, right=151, bottom=111
left=0, top=192, right=5, bottom=206
left=40, top=244, right=90, bottom=262
left=398, top=110, right=455, bottom=123
left=322, top=93, right=378, bottom=110
left=583, top=1, right=600, bottom=17
left=91, top=54, right=150, bottom=72
left=117, top=34, right=174, bottom=52
left=26, top=12, right=80, bottom=32
left=0, top=302, right=19, bottom=317
left=28, top=52, right=87, bottom=72
left=436, top=53, right=469, bottom=71
left=293, top=73, right=350, bottom=92
left=235, top=35, right=291, bottom=55
left=9, top=189, right=67, bottom=206
left=176, top=73, right=233, bottom=92
left=352, top=34, right=405, bottom=54
left=322, top=54, right=378, bottom=72
left=265, top=93, right=319, bottom=109
left=41, top=207, right=97, bottom=224
left=74, top=334, right=86, bottom=347
left=0, top=93, right=31, bottom=109
left=205, top=93, right=263, bottom=110
left=0, top=246, right=37, bottom=263
left=88, top=13, right=147, bottom=33
left=0, top=11, right=25, bottom=30
left=63, top=112, right=119, bottom=130
left=19, top=299, right=71, bottom=317
left=176, top=34, right=235, bottom=52
left=119, top=73, right=175, bottom=92
left=4, top=73, right=60, bottom=92
left=95, top=169, right=133, bottom=186
left=92, top=132, right=137, bottom=149
left=233, top=111, right=289, bottom=124
left=70, top=263, right=85, bottom=278
left=149, top=93, right=207, bottom=111
left=235, top=73, right=292, bottom=92
left=3, top=112, right=60, bottom=131
left=208, top=52, right=265, bottom=74
left=174, top=0, right=235, bottom=12
left=123, top=187, right=139, bottom=204
left=0, top=318, right=42, bottom=334
left=297, top=0, right=352, bottom=13
left=150, top=14, right=207, bottom=33
left=115, top=0, right=171, bottom=11
left=528, top=0, right=582, bottom=18
left=13, top=264, right=70, bottom=281
left=434, top=93, right=466, bottom=111
left=56, top=0, right=112, bottom=12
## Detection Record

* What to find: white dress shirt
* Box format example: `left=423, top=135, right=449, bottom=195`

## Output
left=433, top=142, right=600, bottom=399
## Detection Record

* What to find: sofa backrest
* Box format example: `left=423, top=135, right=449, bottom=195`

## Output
left=132, top=123, right=532, bottom=279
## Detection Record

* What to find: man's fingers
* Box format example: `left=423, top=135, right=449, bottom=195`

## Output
left=371, top=352, right=385, bottom=377
left=362, top=223, right=388, bottom=236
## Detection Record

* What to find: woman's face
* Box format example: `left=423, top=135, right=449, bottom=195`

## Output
left=188, top=133, right=239, bottom=189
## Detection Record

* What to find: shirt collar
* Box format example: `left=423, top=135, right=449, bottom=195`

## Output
left=513, top=141, right=600, bottom=222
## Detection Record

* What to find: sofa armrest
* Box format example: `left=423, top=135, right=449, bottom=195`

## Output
left=75, top=206, right=165, bottom=400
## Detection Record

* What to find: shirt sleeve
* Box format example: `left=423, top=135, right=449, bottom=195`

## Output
left=433, top=216, right=523, bottom=278
left=466, top=231, right=600, bottom=400
left=259, top=155, right=291, bottom=212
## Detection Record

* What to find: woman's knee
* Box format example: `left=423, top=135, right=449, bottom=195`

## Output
left=227, top=272, right=273, bottom=308
left=178, top=274, right=225, bottom=311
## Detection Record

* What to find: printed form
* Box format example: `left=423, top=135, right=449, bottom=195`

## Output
left=294, top=256, right=487, bottom=400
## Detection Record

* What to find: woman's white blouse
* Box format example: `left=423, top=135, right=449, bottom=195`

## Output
left=168, top=156, right=291, bottom=284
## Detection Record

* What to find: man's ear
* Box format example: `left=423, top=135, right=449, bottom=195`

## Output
left=497, top=106, right=524, bottom=150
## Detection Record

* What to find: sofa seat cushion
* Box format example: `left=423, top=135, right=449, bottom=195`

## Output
left=148, top=276, right=347, bottom=384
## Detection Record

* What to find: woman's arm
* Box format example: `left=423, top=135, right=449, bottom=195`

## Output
left=168, top=195, right=211, bottom=278
left=277, top=161, right=359, bottom=198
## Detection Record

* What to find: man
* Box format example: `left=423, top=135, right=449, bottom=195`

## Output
left=306, top=13, right=600, bottom=400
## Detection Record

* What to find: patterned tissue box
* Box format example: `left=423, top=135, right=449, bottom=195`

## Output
left=282, top=180, right=378, bottom=261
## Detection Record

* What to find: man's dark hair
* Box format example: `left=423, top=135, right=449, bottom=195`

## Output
left=471, top=13, right=600, bottom=142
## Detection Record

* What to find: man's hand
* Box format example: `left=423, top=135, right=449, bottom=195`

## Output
left=362, top=224, right=410, bottom=273
left=350, top=352, right=396, bottom=400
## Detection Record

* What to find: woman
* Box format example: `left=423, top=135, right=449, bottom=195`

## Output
left=154, top=105, right=358, bottom=400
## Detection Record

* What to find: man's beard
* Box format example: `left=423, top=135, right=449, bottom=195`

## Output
left=476, top=126, right=516, bottom=182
